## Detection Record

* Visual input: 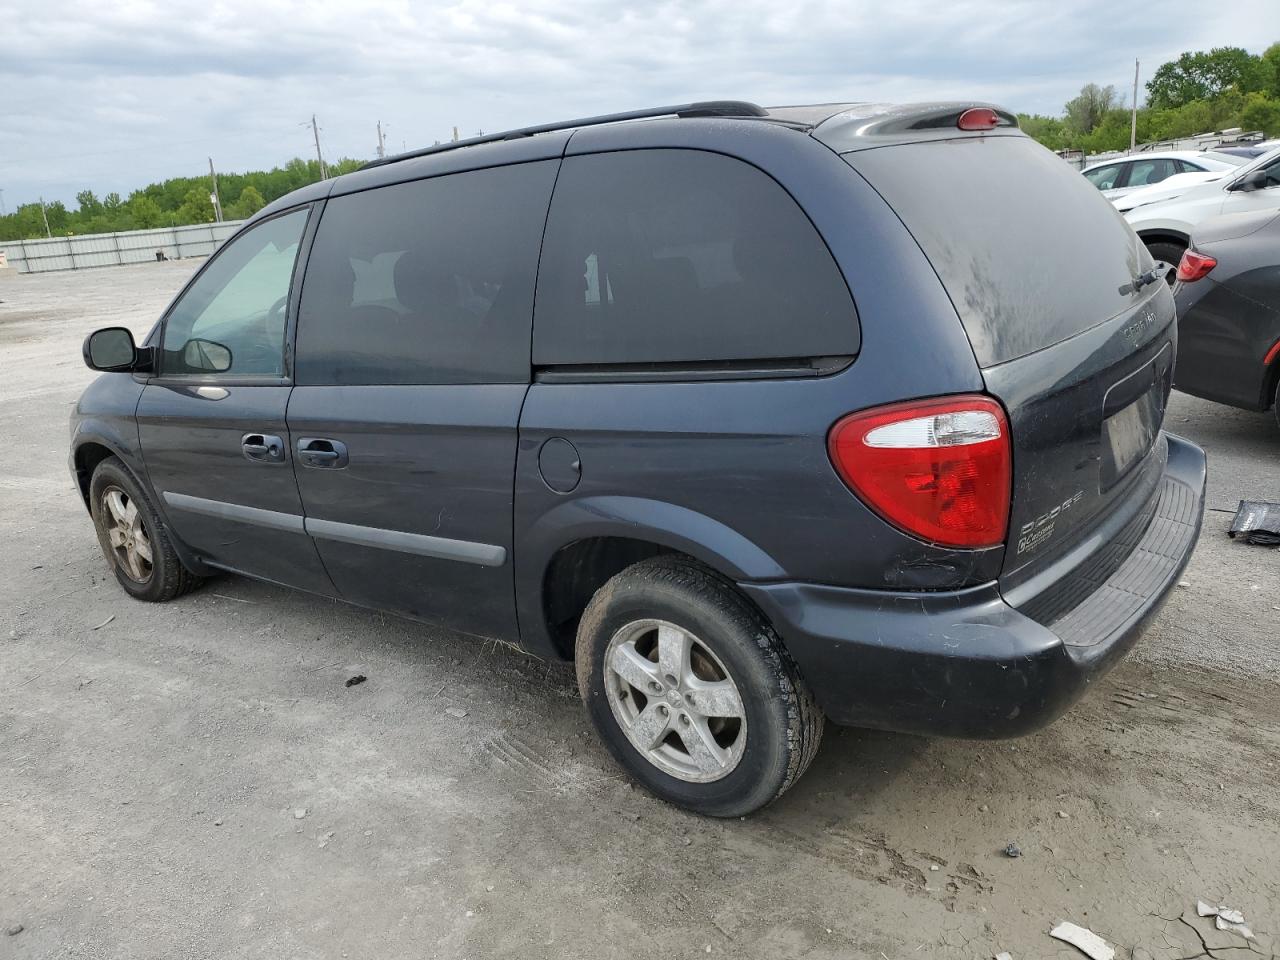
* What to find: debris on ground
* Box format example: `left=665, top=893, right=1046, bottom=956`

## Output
left=293, top=808, right=307, bottom=820
left=994, top=953, right=1012, bottom=960
left=1049, top=921, right=1114, bottom=960
left=91, top=614, right=114, bottom=630
left=1003, top=842, right=1022, bottom=858
left=445, top=707, right=468, bottom=719
left=1228, top=500, right=1280, bottom=545
left=6, top=924, right=23, bottom=936
left=345, top=675, right=366, bottom=687
left=1196, top=901, right=1254, bottom=940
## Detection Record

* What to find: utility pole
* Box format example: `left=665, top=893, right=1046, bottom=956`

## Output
left=38, top=197, right=52, bottom=238
left=452, top=125, right=459, bottom=143
left=1130, top=59, right=1140, bottom=153
left=0, top=188, right=6, bottom=216
left=376, top=121, right=387, bottom=159
left=208, top=157, right=224, bottom=222
left=310, top=114, right=329, bottom=179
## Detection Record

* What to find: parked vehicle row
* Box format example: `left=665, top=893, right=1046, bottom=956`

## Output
left=73, top=101, right=1205, bottom=816
left=1113, top=146, right=1280, bottom=273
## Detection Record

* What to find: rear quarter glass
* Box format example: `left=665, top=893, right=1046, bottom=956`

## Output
left=846, top=137, right=1148, bottom=367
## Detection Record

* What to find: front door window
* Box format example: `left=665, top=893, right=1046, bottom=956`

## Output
left=161, top=209, right=309, bottom=377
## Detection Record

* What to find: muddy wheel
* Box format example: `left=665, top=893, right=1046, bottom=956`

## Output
left=576, top=555, right=823, bottom=817
left=89, top=457, right=202, bottom=602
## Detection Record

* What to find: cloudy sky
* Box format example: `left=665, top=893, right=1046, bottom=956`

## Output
left=2, top=0, right=1276, bottom=208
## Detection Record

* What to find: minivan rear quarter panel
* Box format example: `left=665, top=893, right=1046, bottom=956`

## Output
left=515, top=120, right=1001, bottom=658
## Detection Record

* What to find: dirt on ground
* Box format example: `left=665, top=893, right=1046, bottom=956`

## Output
left=1, top=262, right=1278, bottom=960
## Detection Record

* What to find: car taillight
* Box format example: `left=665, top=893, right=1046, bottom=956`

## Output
left=957, top=107, right=1000, bottom=131
left=828, top=396, right=1012, bottom=549
left=1176, top=250, right=1217, bottom=282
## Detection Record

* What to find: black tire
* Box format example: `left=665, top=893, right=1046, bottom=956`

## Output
left=1145, top=241, right=1186, bottom=284
left=89, top=457, right=202, bottom=602
left=576, top=555, right=823, bottom=817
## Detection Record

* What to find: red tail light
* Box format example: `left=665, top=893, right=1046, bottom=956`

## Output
left=957, top=107, right=1000, bottom=131
left=1176, top=250, right=1216, bottom=283
left=828, top=396, right=1012, bottom=549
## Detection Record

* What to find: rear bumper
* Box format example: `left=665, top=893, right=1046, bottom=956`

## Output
left=741, top=433, right=1206, bottom=738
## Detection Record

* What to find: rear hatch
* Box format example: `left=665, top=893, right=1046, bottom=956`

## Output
left=842, top=134, right=1176, bottom=603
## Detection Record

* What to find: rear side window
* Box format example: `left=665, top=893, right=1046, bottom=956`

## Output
left=848, top=137, right=1148, bottom=367
left=295, top=160, right=558, bottom=385
left=533, top=149, right=857, bottom=366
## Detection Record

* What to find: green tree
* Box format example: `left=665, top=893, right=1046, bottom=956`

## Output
left=1147, top=47, right=1268, bottom=109
left=1240, top=92, right=1280, bottom=136
left=1064, top=83, right=1119, bottom=135
left=75, top=190, right=104, bottom=219
left=125, top=195, right=165, bottom=229
left=227, top=185, right=266, bottom=220
left=174, top=187, right=215, bottom=225
left=1263, top=43, right=1280, bottom=98
left=1017, top=113, right=1068, bottom=150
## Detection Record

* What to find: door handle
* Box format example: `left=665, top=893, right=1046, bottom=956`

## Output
left=242, top=433, right=286, bottom=463
left=297, top=437, right=349, bottom=469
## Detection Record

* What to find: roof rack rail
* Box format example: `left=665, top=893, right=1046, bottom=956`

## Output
left=362, top=100, right=768, bottom=169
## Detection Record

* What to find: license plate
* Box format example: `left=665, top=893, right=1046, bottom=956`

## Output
left=1101, top=384, right=1161, bottom=489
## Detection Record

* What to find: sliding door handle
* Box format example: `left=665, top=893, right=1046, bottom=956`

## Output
left=297, top=437, right=349, bottom=469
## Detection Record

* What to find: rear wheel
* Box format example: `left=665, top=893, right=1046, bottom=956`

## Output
left=89, top=457, right=202, bottom=602
left=1144, top=241, right=1186, bottom=284
left=576, top=555, right=823, bottom=817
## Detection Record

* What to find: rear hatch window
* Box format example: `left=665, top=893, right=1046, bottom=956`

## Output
left=844, top=136, right=1148, bottom=367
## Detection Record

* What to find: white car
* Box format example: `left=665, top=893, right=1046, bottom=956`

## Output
left=1081, top=150, right=1246, bottom=200
left=1116, top=147, right=1280, bottom=272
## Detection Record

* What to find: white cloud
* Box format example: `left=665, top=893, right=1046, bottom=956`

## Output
left=0, top=0, right=1275, bottom=205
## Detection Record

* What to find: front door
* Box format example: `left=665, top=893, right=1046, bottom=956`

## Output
left=1221, top=153, right=1280, bottom=216
left=137, top=206, right=334, bottom=595
left=286, top=159, right=559, bottom=639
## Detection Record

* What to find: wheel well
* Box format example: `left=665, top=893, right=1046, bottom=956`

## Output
left=1136, top=231, right=1189, bottom=251
left=542, top=537, right=683, bottom=659
left=73, top=442, right=116, bottom=507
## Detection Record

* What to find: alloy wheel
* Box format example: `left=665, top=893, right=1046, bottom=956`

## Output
left=101, top=486, right=153, bottom=584
left=603, top=618, right=747, bottom=783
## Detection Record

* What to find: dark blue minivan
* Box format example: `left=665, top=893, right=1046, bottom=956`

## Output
left=73, top=101, right=1206, bottom=815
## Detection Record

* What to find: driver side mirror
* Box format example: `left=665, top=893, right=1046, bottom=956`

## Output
left=83, top=327, right=149, bottom=373
left=1229, top=169, right=1269, bottom=192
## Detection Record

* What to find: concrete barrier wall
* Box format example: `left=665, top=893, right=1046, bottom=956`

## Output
left=0, top=221, right=246, bottom=274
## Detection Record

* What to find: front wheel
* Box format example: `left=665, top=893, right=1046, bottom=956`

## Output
left=576, top=556, right=823, bottom=817
left=89, top=457, right=202, bottom=602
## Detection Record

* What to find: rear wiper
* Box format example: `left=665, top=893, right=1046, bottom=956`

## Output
left=1122, top=264, right=1171, bottom=295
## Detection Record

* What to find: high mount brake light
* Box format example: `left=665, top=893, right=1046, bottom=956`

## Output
left=1175, top=250, right=1217, bottom=283
left=828, top=396, right=1012, bottom=549
left=957, top=108, right=1000, bottom=131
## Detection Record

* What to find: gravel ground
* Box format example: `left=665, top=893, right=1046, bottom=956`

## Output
left=2, top=261, right=1278, bottom=960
